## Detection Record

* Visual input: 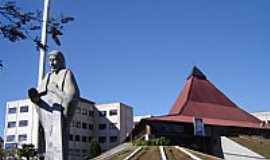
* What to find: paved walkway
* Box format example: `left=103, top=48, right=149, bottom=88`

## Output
left=221, top=136, right=267, bottom=160
left=93, top=143, right=130, bottom=160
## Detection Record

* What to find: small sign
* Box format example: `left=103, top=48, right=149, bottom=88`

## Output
left=193, top=117, right=205, bottom=136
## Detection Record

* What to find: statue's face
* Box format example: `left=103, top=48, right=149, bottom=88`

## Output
left=49, top=54, right=61, bottom=72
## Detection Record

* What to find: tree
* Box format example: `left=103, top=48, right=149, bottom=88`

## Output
left=88, top=141, right=102, bottom=159
left=17, top=144, right=37, bottom=160
left=0, top=1, right=74, bottom=68
left=0, top=148, right=6, bottom=160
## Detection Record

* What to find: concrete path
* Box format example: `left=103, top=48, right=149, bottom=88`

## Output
left=221, top=136, right=267, bottom=160
left=93, top=143, right=130, bottom=160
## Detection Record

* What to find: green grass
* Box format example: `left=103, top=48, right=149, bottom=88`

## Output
left=230, top=135, right=270, bottom=159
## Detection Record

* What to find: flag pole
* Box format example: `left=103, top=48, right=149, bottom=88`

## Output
left=38, top=0, right=50, bottom=85
left=35, top=0, right=50, bottom=152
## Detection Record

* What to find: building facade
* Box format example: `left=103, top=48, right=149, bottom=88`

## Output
left=4, top=98, right=133, bottom=160
left=4, top=99, right=39, bottom=150
left=252, top=112, right=270, bottom=124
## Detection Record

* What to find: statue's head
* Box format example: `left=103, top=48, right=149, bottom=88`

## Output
left=48, top=50, right=66, bottom=72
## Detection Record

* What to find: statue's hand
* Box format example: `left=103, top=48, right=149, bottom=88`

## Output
left=28, top=88, right=40, bottom=104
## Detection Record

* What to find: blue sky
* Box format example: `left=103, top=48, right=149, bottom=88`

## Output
left=1, top=0, right=270, bottom=136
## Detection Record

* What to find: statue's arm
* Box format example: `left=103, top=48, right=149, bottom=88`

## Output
left=47, top=70, right=80, bottom=114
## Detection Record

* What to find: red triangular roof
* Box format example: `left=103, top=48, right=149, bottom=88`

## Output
left=150, top=66, right=265, bottom=128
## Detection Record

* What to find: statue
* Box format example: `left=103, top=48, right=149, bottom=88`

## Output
left=28, top=50, right=80, bottom=160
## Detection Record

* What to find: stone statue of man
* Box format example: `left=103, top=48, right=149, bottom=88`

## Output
left=28, top=50, right=80, bottom=160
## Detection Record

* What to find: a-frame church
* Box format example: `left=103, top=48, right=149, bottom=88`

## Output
left=132, top=66, right=270, bottom=157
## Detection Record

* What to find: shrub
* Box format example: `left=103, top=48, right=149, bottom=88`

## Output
left=88, top=140, right=102, bottom=159
left=133, top=137, right=170, bottom=146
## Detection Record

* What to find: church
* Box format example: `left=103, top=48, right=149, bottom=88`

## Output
left=132, top=66, right=270, bottom=157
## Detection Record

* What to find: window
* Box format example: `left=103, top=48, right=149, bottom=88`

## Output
left=8, top=107, right=16, bottom=114
left=20, top=106, right=28, bottom=113
left=76, top=121, right=81, bottom=128
left=89, top=110, right=94, bottom=117
left=76, top=108, right=81, bottom=114
left=109, top=109, right=118, bottom=116
left=5, top=143, right=17, bottom=150
left=69, top=134, right=74, bottom=141
left=81, top=149, right=87, bottom=154
left=19, top=120, right=28, bottom=127
left=99, top=124, right=106, bottom=130
left=89, top=124, right=94, bottom=130
left=98, top=136, right=106, bottom=143
left=75, top=135, right=80, bottom=142
left=110, top=136, right=118, bottom=143
left=6, top=135, right=15, bottom=142
left=88, top=136, right=92, bottom=143
left=109, top=123, right=118, bottom=130
left=99, top=111, right=106, bottom=117
left=82, top=122, right=87, bottom=129
left=82, top=109, right=87, bottom=115
left=7, top=121, right=16, bottom=128
left=71, top=121, right=76, bottom=128
left=82, top=136, right=87, bottom=142
left=18, top=134, right=27, bottom=142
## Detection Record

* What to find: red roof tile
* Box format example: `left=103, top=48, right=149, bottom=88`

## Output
left=153, top=66, right=264, bottom=129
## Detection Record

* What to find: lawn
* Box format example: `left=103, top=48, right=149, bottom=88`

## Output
left=164, top=147, right=193, bottom=160
left=230, top=135, right=270, bottom=159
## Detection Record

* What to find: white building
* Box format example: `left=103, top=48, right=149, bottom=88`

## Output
left=252, top=112, right=270, bottom=124
left=95, top=102, right=133, bottom=150
left=4, top=99, right=39, bottom=149
left=134, top=115, right=153, bottom=124
left=4, top=98, right=133, bottom=160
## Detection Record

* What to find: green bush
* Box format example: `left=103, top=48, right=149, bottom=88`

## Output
left=133, top=137, right=170, bottom=146
left=88, top=140, right=102, bottom=159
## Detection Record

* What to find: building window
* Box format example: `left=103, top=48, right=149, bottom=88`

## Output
left=5, top=143, right=17, bottom=150
left=20, top=106, right=29, bottom=113
left=6, top=135, right=15, bottom=142
left=109, top=109, right=118, bottom=116
left=99, top=124, right=106, bottom=130
left=88, top=136, right=92, bottom=143
left=82, top=109, right=87, bottom=115
left=82, top=136, right=87, bottom=143
left=76, top=108, right=81, bottom=114
left=89, top=124, right=94, bottom=130
left=19, top=120, right=28, bottom=127
left=89, top=110, right=94, bottom=117
left=109, top=123, right=118, bottom=130
left=81, top=149, right=87, bottom=154
left=7, top=121, right=16, bottom=128
left=98, top=136, right=106, bottom=143
left=110, top=136, right=118, bottom=143
left=18, top=134, right=27, bottom=142
left=76, top=121, right=81, bottom=128
left=71, top=121, right=76, bottom=128
left=8, top=107, right=16, bottom=114
left=75, top=135, right=80, bottom=142
left=99, top=111, right=106, bottom=117
left=82, top=122, right=87, bottom=129
left=69, top=134, right=74, bottom=141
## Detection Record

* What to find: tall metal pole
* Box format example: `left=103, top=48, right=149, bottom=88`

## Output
left=38, top=0, right=51, bottom=85
left=35, top=0, right=51, bottom=151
